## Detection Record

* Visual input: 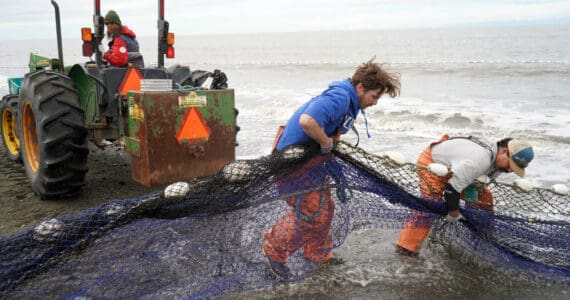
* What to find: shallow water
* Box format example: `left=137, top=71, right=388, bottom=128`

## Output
left=240, top=228, right=569, bottom=299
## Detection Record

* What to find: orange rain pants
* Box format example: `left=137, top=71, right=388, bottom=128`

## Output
left=396, top=135, right=451, bottom=253
left=263, top=154, right=335, bottom=264
left=396, top=135, right=494, bottom=253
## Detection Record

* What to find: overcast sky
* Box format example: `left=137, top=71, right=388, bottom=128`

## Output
left=1, top=0, right=570, bottom=40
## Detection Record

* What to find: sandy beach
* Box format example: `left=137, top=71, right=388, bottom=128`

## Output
left=0, top=143, right=164, bottom=236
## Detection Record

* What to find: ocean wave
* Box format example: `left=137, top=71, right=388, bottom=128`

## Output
left=367, top=110, right=569, bottom=144
left=202, top=60, right=570, bottom=77
left=370, top=111, right=485, bottom=130
left=503, top=129, right=570, bottom=145
left=396, top=61, right=570, bottom=77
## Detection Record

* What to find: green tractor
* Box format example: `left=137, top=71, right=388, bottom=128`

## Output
left=0, top=0, right=237, bottom=199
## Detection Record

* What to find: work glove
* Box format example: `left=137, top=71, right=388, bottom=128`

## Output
left=444, top=213, right=465, bottom=223
left=98, top=44, right=107, bottom=53
left=320, top=138, right=334, bottom=154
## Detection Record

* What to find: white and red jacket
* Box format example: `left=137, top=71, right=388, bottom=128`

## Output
left=103, top=26, right=140, bottom=67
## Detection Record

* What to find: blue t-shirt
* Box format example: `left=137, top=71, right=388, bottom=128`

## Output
left=276, top=78, right=361, bottom=151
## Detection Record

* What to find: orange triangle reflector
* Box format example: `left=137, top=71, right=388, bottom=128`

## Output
left=175, top=108, right=211, bottom=144
left=119, top=67, right=143, bottom=96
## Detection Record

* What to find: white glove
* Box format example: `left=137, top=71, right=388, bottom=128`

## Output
left=444, top=213, right=465, bottom=223
left=98, top=44, right=107, bottom=53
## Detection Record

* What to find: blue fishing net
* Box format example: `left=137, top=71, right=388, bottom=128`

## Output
left=1, top=141, right=568, bottom=298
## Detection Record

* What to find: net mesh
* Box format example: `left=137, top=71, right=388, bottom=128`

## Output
left=1, top=141, right=568, bottom=298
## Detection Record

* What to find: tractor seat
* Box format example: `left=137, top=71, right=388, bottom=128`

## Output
left=128, top=52, right=145, bottom=69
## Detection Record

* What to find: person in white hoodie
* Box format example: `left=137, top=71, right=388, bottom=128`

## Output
left=395, top=134, right=534, bottom=257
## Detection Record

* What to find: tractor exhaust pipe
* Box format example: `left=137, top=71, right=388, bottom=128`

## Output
left=50, top=0, right=64, bottom=72
left=157, top=0, right=167, bottom=68
left=94, top=0, right=104, bottom=67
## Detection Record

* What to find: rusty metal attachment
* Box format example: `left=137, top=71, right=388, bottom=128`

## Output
left=185, top=144, right=205, bottom=158
left=124, top=90, right=236, bottom=186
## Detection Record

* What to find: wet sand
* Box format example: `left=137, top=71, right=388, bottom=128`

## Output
left=0, top=143, right=164, bottom=236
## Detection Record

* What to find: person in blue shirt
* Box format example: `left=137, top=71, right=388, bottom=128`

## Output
left=262, top=58, right=401, bottom=280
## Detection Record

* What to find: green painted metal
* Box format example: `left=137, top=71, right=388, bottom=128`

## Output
left=199, top=92, right=235, bottom=127
left=124, top=137, right=141, bottom=157
left=68, top=65, right=102, bottom=128
left=174, top=91, right=235, bottom=133
left=127, top=93, right=142, bottom=137
left=28, top=53, right=58, bottom=72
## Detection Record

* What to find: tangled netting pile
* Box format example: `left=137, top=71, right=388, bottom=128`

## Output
left=1, top=141, right=569, bottom=298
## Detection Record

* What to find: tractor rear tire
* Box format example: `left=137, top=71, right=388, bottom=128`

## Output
left=1, top=95, right=21, bottom=162
left=18, top=70, right=89, bottom=199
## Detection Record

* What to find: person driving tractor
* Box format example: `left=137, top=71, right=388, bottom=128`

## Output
left=100, top=10, right=144, bottom=68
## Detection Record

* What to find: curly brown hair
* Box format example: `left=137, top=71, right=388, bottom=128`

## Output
left=351, top=57, right=401, bottom=98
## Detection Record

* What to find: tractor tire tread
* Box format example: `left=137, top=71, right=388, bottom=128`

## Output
left=18, top=70, right=89, bottom=199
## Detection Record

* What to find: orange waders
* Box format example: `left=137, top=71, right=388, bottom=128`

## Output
left=396, top=135, right=495, bottom=253
left=263, top=154, right=335, bottom=263
left=396, top=135, right=452, bottom=253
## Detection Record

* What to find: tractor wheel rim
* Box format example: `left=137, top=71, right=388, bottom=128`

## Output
left=22, top=101, right=39, bottom=173
left=1, top=109, right=20, bottom=156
